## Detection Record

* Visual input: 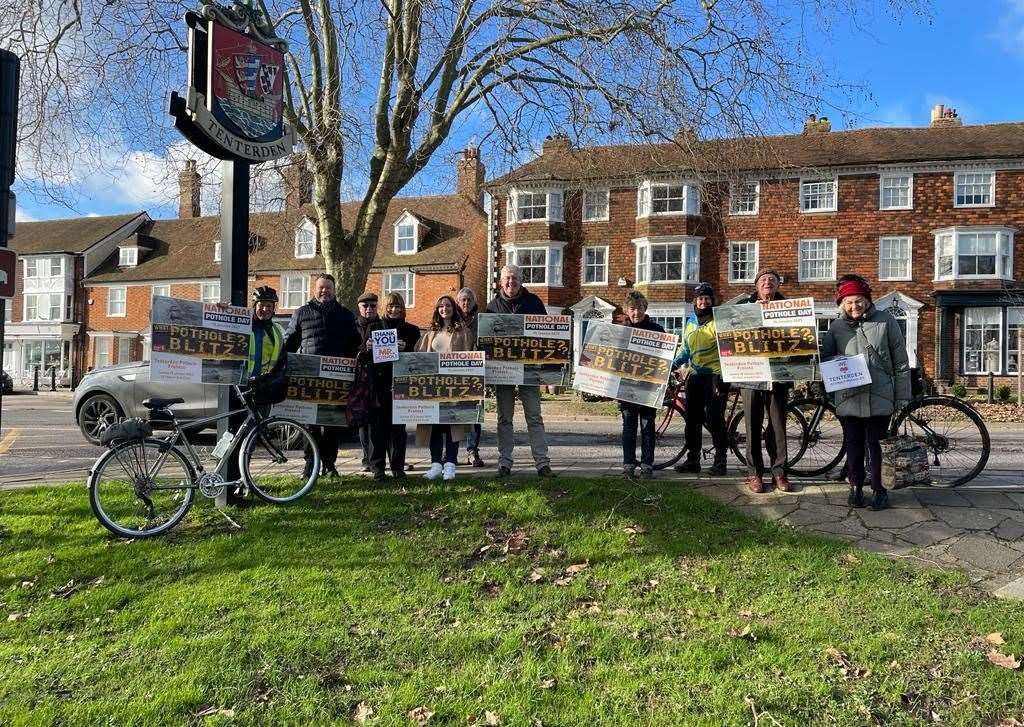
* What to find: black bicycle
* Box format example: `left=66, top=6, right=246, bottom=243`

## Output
left=87, top=385, right=320, bottom=538
left=788, top=382, right=990, bottom=487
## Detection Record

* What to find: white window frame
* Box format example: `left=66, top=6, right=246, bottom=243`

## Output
left=636, top=180, right=699, bottom=218
left=294, top=219, right=317, bottom=259
left=50, top=256, right=63, bottom=277
left=797, top=238, right=837, bottom=282
left=729, top=181, right=760, bottom=216
left=394, top=211, right=419, bottom=255
left=953, top=170, right=995, bottom=208
left=963, top=307, right=1003, bottom=374
left=382, top=270, right=415, bottom=307
left=119, top=247, right=138, bottom=267
left=200, top=282, right=220, bottom=304
left=728, top=241, right=759, bottom=284
left=581, top=246, right=609, bottom=286
left=107, top=286, right=127, bottom=317
left=24, top=258, right=38, bottom=278
left=646, top=303, right=692, bottom=339
left=933, top=226, right=1014, bottom=281
left=280, top=274, right=309, bottom=310
left=879, top=173, right=913, bottom=211
left=503, top=241, right=566, bottom=287
left=117, top=336, right=133, bottom=364
left=632, top=236, right=702, bottom=285
left=505, top=188, right=564, bottom=224
left=94, top=337, right=111, bottom=368
left=1009, top=307, right=1024, bottom=374
left=152, top=284, right=170, bottom=299
left=799, top=177, right=838, bottom=213
left=213, top=241, right=222, bottom=263
left=582, top=189, right=610, bottom=222
left=878, top=236, right=913, bottom=282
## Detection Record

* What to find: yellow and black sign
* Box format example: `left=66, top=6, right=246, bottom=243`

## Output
left=151, top=324, right=247, bottom=360
left=284, top=375, right=352, bottom=406
left=578, top=344, right=670, bottom=385
left=393, top=374, right=485, bottom=401
left=717, top=326, right=817, bottom=358
left=478, top=336, right=570, bottom=364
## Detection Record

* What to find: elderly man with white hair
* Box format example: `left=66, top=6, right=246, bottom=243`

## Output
left=484, top=265, right=555, bottom=477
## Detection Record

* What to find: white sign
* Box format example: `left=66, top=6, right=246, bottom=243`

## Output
left=820, top=354, right=872, bottom=392
left=760, top=297, right=816, bottom=328
left=719, top=356, right=772, bottom=383
left=371, top=329, right=399, bottom=363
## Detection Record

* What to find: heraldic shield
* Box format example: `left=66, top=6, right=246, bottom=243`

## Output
left=209, top=22, right=284, bottom=142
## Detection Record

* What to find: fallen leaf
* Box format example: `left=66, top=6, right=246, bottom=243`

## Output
left=986, top=632, right=1007, bottom=645
left=408, top=706, right=434, bottom=725
left=527, top=569, right=545, bottom=583
left=504, top=530, right=529, bottom=554
left=50, top=579, right=79, bottom=599
left=554, top=563, right=589, bottom=586
left=623, top=525, right=648, bottom=535
left=353, top=701, right=375, bottom=723
left=728, top=625, right=757, bottom=641
left=997, top=719, right=1024, bottom=727
left=45, top=554, right=56, bottom=564
left=987, top=651, right=1021, bottom=670
left=842, top=553, right=860, bottom=565
left=484, top=712, right=501, bottom=726
left=739, top=609, right=753, bottom=620
left=928, top=664, right=943, bottom=679
left=195, top=706, right=235, bottom=718
left=539, top=678, right=556, bottom=689
left=826, top=647, right=869, bottom=679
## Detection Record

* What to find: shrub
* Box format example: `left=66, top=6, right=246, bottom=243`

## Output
left=951, top=381, right=968, bottom=399
left=997, top=384, right=1013, bottom=403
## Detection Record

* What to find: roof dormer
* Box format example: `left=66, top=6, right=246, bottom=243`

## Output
left=213, top=240, right=222, bottom=263
left=118, top=245, right=139, bottom=268
left=394, top=210, right=422, bottom=255
left=294, top=218, right=317, bottom=259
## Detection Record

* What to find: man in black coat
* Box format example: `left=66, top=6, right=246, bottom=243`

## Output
left=485, top=264, right=554, bottom=477
left=283, top=273, right=361, bottom=477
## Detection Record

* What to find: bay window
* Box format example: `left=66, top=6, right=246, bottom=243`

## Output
left=506, top=188, right=564, bottom=224
left=636, top=180, right=699, bottom=217
left=934, top=227, right=1014, bottom=281
left=1009, top=308, right=1024, bottom=374
left=24, top=293, right=63, bottom=321
left=963, top=308, right=1002, bottom=374
left=633, top=236, right=701, bottom=284
left=504, top=242, right=565, bottom=286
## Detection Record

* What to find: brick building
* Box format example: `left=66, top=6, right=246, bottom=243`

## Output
left=486, top=108, right=1024, bottom=385
left=80, top=150, right=488, bottom=370
left=5, top=212, right=150, bottom=383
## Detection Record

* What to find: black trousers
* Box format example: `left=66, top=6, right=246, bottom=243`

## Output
left=306, top=426, right=340, bottom=469
left=684, top=373, right=729, bottom=464
left=741, top=386, right=789, bottom=479
left=841, top=415, right=890, bottom=493
left=366, top=406, right=408, bottom=476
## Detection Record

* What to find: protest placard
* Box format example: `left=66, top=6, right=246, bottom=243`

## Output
left=371, top=328, right=400, bottom=363
left=271, top=354, right=355, bottom=426
left=820, top=354, right=872, bottom=392
left=150, top=296, right=251, bottom=384
left=476, top=313, right=571, bottom=386
left=572, top=321, right=678, bottom=408
left=392, top=351, right=486, bottom=424
left=714, top=297, right=819, bottom=384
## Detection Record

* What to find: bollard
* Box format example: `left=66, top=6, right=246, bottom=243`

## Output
left=988, top=371, right=995, bottom=404
left=32, top=365, right=39, bottom=392
left=49, top=367, right=56, bottom=392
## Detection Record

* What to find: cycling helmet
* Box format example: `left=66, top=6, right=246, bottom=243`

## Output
left=693, top=282, right=715, bottom=303
left=252, top=285, right=279, bottom=304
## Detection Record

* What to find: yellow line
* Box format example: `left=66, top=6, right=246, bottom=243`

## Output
left=0, top=429, right=20, bottom=454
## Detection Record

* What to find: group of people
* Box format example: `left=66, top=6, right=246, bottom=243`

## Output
left=243, top=263, right=910, bottom=512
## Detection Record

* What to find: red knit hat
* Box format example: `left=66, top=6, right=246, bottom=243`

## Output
left=836, top=278, right=872, bottom=305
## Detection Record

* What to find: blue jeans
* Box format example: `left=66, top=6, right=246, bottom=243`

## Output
left=465, top=424, right=482, bottom=453
left=621, top=405, right=656, bottom=467
left=429, top=425, right=459, bottom=464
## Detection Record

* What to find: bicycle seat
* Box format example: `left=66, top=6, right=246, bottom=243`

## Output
left=141, top=397, right=185, bottom=410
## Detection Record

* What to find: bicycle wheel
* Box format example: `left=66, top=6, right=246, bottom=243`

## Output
left=652, top=400, right=688, bottom=470
left=787, top=397, right=847, bottom=477
left=88, top=438, right=196, bottom=538
left=241, top=417, right=320, bottom=504
left=728, top=406, right=809, bottom=470
left=891, top=396, right=990, bottom=487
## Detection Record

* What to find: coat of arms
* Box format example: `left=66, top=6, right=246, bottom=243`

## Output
left=209, top=23, right=284, bottom=141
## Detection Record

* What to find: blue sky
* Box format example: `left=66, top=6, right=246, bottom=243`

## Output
left=13, top=0, right=1024, bottom=224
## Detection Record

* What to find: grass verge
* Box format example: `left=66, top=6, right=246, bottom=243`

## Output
left=2, top=477, right=1024, bottom=725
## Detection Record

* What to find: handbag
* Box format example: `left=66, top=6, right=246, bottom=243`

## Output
left=879, top=432, right=931, bottom=489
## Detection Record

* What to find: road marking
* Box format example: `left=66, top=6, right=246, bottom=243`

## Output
left=0, top=429, right=20, bottom=454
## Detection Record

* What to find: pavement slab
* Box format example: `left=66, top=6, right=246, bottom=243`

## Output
left=946, top=535, right=1024, bottom=573
left=929, top=506, right=1004, bottom=531
left=896, top=521, right=963, bottom=548
left=914, top=489, right=974, bottom=508
left=807, top=517, right=870, bottom=540
left=783, top=508, right=845, bottom=528
left=855, top=507, right=936, bottom=530
left=960, top=491, right=1020, bottom=509
left=994, top=519, right=1024, bottom=543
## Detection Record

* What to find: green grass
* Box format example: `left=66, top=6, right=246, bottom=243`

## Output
left=3, top=477, right=1024, bottom=725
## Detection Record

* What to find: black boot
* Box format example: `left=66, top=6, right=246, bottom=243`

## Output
left=707, top=454, right=727, bottom=477
left=869, top=488, right=889, bottom=511
left=847, top=485, right=866, bottom=508
left=674, top=458, right=701, bottom=474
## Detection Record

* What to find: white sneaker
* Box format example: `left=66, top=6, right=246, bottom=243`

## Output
left=423, top=462, right=443, bottom=480
left=442, top=462, right=457, bottom=481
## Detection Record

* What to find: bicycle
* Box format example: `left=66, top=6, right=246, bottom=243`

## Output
left=788, top=379, right=990, bottom=487
left=653, top=377, right=809, bottom=471
left=87, top=385, right=320, bottom=538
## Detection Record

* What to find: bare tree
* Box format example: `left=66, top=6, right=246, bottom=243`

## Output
left=3, top=0, right=925, bottom=304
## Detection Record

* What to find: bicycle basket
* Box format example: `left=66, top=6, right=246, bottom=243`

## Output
left=99, top=417, right=153, bottom=447
left=250, top=368, right=289, bottom=405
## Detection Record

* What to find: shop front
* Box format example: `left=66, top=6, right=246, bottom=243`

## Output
left=3, top=322, right=78, bottom=386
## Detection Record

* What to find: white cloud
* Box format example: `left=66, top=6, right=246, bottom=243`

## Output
left=993, top=0, right=1024, bottom=55
left=14, top=206, right=38, bottom=222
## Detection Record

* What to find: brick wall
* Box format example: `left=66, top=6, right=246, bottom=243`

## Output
left=363, top=271, right=463, bottom=329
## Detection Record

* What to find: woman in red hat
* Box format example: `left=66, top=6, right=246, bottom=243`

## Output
left=820, top=274, right=911, bottom=510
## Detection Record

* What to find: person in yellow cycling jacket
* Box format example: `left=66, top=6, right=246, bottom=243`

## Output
left=671, top=282, right=729, bottom=476
left=248, top=286, right=285, bottom=377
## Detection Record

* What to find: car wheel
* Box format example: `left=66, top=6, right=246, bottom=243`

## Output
left=79, top=393, right=123, bottom=445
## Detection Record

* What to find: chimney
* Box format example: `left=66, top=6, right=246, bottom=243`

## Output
left=178, top=160, right=201, bottom=218
left=283, top=153, right=313, bottom=210
left=930, top=104, right=962, bottom=128
left=456, top=146, right=485, bottom=207
left=802, top=114, right=831, bottom=134
left=541, top=133, right=572, bottom=155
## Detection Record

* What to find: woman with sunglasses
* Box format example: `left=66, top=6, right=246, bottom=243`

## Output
left=820, top=274, right=911, bottom=510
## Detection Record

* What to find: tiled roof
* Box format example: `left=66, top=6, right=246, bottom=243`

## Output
left=487, top=122, right=1024, bottom=187
left=84, top=194, right=485, bottom=283
left=9, top=213, right=147, bottom=254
